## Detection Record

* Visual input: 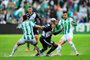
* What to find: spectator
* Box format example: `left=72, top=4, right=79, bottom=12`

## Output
left=0, top=9, right=6, bottom=24
left=13, top=6, right=25, bottom=23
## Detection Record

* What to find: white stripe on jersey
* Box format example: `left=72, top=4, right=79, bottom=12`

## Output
left=29, top=12, right=36, bottom=22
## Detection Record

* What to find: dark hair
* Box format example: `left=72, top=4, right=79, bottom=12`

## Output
left=28, top=6, right=32, bottom=8
left=23, top=15, right=27, bottom=21
left=63, top=11, right=68, bottom=14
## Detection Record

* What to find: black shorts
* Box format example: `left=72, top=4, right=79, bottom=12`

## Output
left=40, top=36, right=55, bottom=48
left=33, top=27, right=38, bottom=35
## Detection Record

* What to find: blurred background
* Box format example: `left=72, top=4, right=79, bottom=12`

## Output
left=0, top=0, right=90, bottom=58
left=0, top=0, right=90, bottom=34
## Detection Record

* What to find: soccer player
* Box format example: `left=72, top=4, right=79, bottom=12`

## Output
left=56, top=11, right=79, bottom=56
left=9, top=15, right=43, bottom=57
left=25, top=6, right=42, bottom=52
left=36, top=18, right=62, bottom=56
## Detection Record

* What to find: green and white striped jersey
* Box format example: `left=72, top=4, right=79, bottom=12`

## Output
left=58, top=18, right=74, bottom=34
left=17, top=20, right=36, bottom=40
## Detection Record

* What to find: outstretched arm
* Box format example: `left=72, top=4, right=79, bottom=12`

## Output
left=53, top=28, right=63, bottom=35
left=71, top=21, right=77, bottom=26
left=53, top=24, right=63, bottom=35
left=35, top=25, right=44, bottom=29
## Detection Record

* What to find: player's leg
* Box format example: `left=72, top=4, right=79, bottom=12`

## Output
left=67, top=37, right=79, bottom=56
left=33, top=44, right=40, bottom=55
left=26, top=42, right=30, bottom=52
left=33, top=28, right=38, bottom=51
left=35, top=37, right=48, bottom=56
left=34, top=34, right=38, bottom=50
left=56, top=39, right=65, bottom=55
left=25, top=28, right=38, bottom=51
left=29, top=38, right=40, bottom=56
left=35, top=34, right=38, bottom=44
left=10, top=38, right=25, bottom=57
left=46, top=42, right=58, bottom=56
left=56, top=35, right=66, bottom=55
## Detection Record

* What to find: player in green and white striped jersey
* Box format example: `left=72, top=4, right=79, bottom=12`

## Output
left=9, top=15, right=43, bottom=57
left=56, top=11, right=79, bottom=56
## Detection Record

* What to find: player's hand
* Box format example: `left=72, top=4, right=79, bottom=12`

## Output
left=41, top=26, right=44, bottom=29
left=62, top=28, right=64, bottom=31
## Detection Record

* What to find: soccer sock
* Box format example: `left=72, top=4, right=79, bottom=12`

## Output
left=57, top=44, right=62, bottom=53
left=27, top=43, right=30, bottom=49
left=69, top=42, right=77, bottom=53
left=34, top=45, right=40, bottom=53
left=47, top=44, right=57, bottom=54
left=40, top=48, right=47, bottom=53
left=10, top=44, right=18, bottom=55
left=35, top=48, right=47, bottom=56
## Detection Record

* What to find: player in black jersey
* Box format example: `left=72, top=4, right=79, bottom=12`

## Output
left=25, top=6, right=42, bottom=52
left=36, top=18, right=62, bottom=56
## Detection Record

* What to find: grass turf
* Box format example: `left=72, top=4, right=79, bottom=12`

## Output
left=0, top=34, right=90, bottom=60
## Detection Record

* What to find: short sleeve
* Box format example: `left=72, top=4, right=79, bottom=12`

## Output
left=58, top=20, right=61, bottom=25
left=69, top=18, right=73, bottom=22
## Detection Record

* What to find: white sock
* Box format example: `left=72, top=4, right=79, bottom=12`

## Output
left=69, top=42, right=77, bottom=53
left=10, top=44, right=18, bottom=56
left=57, top=44, right=62, bottom=54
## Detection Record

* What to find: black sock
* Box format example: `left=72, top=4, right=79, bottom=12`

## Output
left=47, top=44, right=58, bottom=54
left=35, top=48, right=47, bottom=56
left=27, top=43, right=30, bottom=48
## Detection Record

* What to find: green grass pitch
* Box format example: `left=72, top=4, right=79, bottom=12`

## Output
left=0, top=34, right=90, bottom=60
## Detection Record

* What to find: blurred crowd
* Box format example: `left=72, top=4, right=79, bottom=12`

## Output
left=0, top=0, right=90, bottom=24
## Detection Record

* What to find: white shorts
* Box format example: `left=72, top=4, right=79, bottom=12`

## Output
left=18, top=36, right=36, bottom=45
left=61, top=33, right=73, bottom=41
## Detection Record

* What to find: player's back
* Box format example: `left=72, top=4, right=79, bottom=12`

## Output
left=17, top=20, right=35, bottom=40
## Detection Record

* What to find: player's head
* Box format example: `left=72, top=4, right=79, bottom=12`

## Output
left=50, top=18, right=57, bottom=28
left=28, top=6, right=33, bottom=13
left=63, top=11, right=68, bottom=19
left=23, top=15, right=27, bottom=21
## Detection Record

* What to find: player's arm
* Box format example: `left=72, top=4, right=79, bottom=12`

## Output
left=53, top=20, right=64, bottom=35
left=70, top=18, right=77, bottom=26
left=30, top=20, right=44, bottom=29
left=53, top=25, right=63, bottom=35
left=35, top=25, right=44, bottom=29
left=71, top=21, right=77, bottom=26
left=53, top=29, right=62, bottom=35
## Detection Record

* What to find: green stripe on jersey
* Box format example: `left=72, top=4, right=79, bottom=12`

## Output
left=60, top=18, right=73, bottom=34
left=22, top=23, right=27, bottom=39
left=64, top=21, right=67, bottom=34
left=29, top=23, right=33, bottom=39
left=68, top=19, right=70, bottom=33
left=20, top=20, right=35, bottom=40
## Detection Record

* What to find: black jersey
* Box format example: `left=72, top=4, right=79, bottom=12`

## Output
left=41, top=23, right=62, bottom=39
left=41, top=23, right=52, bottom=39
left=26, top=12, right=42, bottom=25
